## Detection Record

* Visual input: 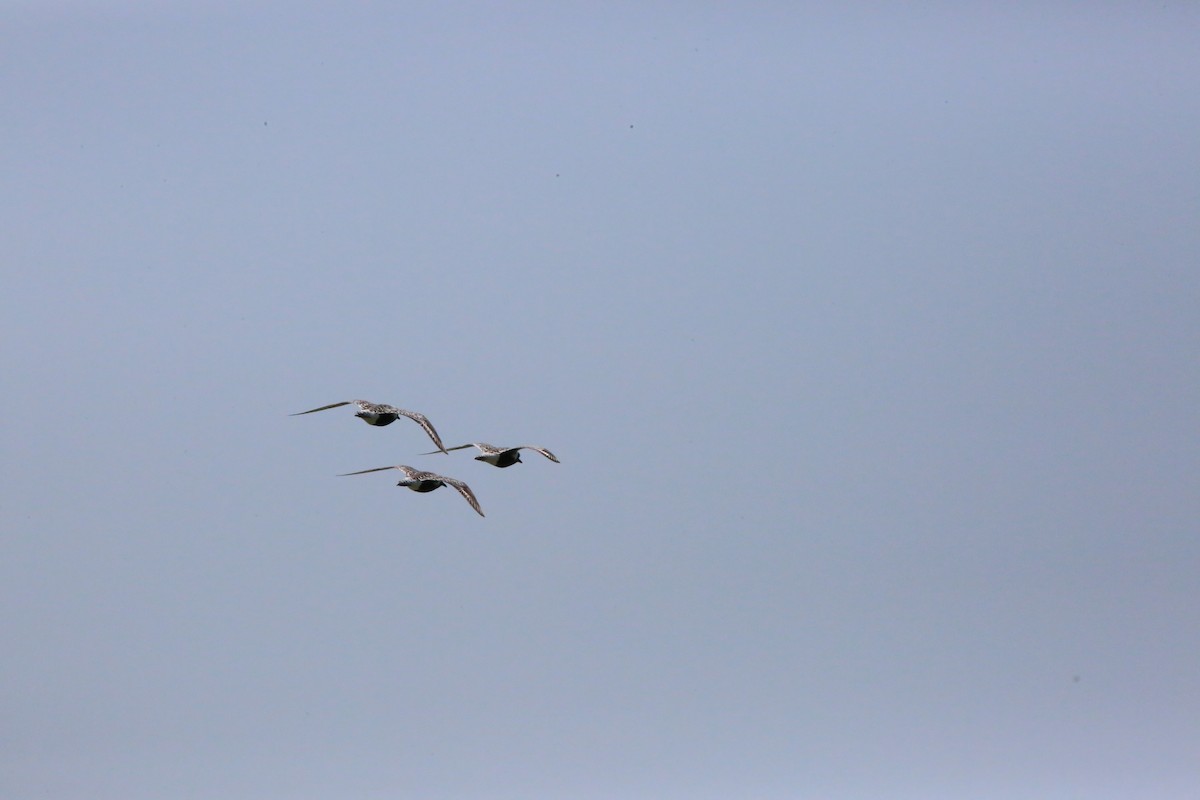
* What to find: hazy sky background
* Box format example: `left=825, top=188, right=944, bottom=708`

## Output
left=3, top=3, right=1198, bottom=798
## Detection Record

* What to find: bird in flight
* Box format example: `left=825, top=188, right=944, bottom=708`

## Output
left=423, top=442, right=560, bottom=468
left=290, top=400, right=447, bottom=453
left=339, top=464, right=484, bottom=517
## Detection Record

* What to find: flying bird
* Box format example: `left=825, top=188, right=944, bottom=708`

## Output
left=339, top=464, right=484, bottom=517
left=423, top=442, right=560, bottom=468
left=290, top=400, right=447, bottom=453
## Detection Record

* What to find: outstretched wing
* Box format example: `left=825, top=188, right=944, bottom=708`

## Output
left=515, top=446, right=560, bottom=463
left=421, top=442, right=481, bottom=456
left=338, top=464, right=420, bottom=478
left=440, top=475, right=485, bottom=517
left=392, top=408, right=448, bottom=453
left=290, top=401, right=352, bottom=416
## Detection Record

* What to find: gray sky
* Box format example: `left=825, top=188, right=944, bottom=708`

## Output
left=3, top=3, right=1198, bottom=798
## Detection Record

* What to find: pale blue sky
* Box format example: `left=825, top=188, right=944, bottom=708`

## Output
left=3, top=3, right=1199, bottom=798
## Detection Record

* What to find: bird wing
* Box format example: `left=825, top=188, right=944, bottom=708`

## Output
left=392, top=408, right=448, bottom=453
left=421, top=443, right=479, bottom=456
left=515, top=446, right=560, bottom=463
left=338, top=464, right=410, bottom=477
left=440, top=476, right=485, bottom=517
left=290, top=401, right=351, bottom=416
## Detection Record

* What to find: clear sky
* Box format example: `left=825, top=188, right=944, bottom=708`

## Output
left=3, top=3, right=1198, bottom=798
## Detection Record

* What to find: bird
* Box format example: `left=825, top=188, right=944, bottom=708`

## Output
left=338, top=464, right=484, bottom=517
left=290, top=400, right=447, bottom=453
left=422, top=442, right=560, bottom=468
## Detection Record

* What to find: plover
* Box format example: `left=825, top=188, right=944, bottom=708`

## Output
left=339, top=464, right=484, bottom=517
left=423, top=442, right=560, bottom=468
left=290, top=400, right=447, bottom=453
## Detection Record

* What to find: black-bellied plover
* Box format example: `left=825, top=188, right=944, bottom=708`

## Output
left=338, top=464, right=484, bottom=517
left=423, top=442, right=560, bottom=468
left=291, top=400, right=447, bottom=453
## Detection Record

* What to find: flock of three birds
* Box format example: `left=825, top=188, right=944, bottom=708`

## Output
left=291, top=399, right=559, bottom=517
